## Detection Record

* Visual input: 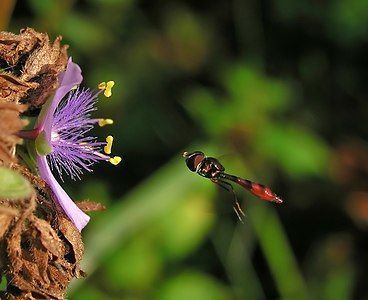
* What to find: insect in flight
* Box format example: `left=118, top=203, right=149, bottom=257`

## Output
left=183, top=151, right=283, bottom=221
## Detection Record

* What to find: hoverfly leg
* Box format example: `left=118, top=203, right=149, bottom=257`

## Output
left=211, top=178, right=245, bottom=222
left=232, top=199, right=245, bottom=223
left=234, top=200, right=245, bottom=217
left=232, top=205, right=244, bottom=223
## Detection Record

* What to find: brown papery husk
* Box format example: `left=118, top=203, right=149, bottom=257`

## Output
left=0, top=27, right=68, bottom=109
left=0, top=28, right=90, bottom=299
left=0, top=193, right=86, bottom=300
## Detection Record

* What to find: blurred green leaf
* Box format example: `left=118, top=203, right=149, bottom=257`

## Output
left=157, top=193, right=215, bottom=260
left=78, top=180, right=111, bottom=207
left=71, top=287, right=108, bottom=300
left=224, top=65, right=292, bottom=115
left=160, top=6, right=209, bottom=71
left=249, top=203, right=311, bottom=300
left=184, top=87, right=227, bottom=135
left=88, top=0, right=134, bottom=6
left=299, top=51, right=329, bottom=83
left=254, top=123, right=330, bottom=177
left=327, top=0, right=368, bottom=45
left=306, top=234, right=355, bottom=300
left=0, top=275, right=7, bottom=291
left=27, top=0, right=60, bottom=17
left=323, top=267, right=354, bottom=300
left=60, top=13, right=113, bottom=53
left=27, top=0, right=74, bottom=31
left=153, top=270, right=231, bottom=300
left=185, top=65, right=294, bottom=137
left=211, top=224, right=266, bottom=299
left=104, top=236, right=162, bottom=291
left=0, top=167, right=32, bottom=199
left=273, top=0, right=324, bottom=22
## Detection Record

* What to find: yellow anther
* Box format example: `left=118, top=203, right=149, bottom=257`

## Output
left=104, top=135, right=113, bottom=154
left=98, top=118, right=114, bottom=127
left=109, top=156, right=122, bottom=165
left=98, top=80, right=115, bottom=98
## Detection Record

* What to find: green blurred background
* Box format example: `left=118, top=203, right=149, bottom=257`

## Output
left=2, top=0, right=368, bottom=299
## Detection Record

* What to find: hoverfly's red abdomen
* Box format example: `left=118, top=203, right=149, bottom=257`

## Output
left=249, top=182, right=283, bottom=203
left=234, top=178, right=283, bottom=204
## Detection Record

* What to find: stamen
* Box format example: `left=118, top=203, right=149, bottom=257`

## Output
left=98, top=80, right=115, bottom=98
left=109, top=156, right=121, bottom=165
left=104, top=135, right=114, bottom=154
left=98, top=118, right=114, bottom=127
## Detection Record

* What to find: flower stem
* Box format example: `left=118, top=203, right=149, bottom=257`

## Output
left=17, top=128, right=41, bottom=140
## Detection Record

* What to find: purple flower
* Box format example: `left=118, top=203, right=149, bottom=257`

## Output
left=21, top=58, right=120, bottom=231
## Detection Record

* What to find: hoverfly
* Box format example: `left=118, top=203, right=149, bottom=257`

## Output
left=183, top=151, right=283, bottom=220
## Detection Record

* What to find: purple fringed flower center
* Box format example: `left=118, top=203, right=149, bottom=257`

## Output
left=47, top=88, right=108, bottom=181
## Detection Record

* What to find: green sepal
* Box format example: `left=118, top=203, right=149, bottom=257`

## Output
left=26, top=140, right=38, bottom=168
left=35, top=130, right=52, bottom=155
left=16, top=142, right=37, bottom=173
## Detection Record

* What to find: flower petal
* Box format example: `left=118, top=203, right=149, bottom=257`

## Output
left=37, top=58, right=83, bottom=143
left=37, top=155, right=90, bottom=231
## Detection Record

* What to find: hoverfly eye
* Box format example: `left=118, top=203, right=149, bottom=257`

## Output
left=184, top=151, right=205, bottom=172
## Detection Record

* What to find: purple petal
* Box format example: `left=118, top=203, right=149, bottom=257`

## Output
left=37, top=155, right=90, bottom=231
left=37, top=58, right=83, bottom=143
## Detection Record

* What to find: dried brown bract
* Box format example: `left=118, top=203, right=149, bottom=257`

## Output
left=0, top=194, right=85, bottom=300
left=0, top=28, right=88, bottom=300
left=76, top=200, right=106, bottom=212
left=0, top=102, right=27, bottom=165
left=0, top=27, right=68, bottom=108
